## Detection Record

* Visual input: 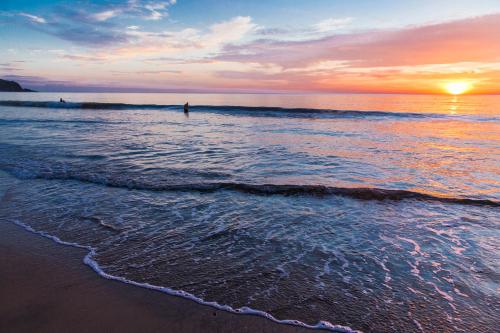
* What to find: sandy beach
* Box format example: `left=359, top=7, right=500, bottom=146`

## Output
left=0, top=221, right=321, bottom=333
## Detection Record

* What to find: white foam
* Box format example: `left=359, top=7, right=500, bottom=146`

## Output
left=12, top=220, right=360, bottom=333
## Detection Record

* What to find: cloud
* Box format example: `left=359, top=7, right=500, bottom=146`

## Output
left=313, top=17, right=353, bottom=33
left=216, top=14, right=500, bottom=69
left=11, top=0, right=178, bottom=46
left=12, top=6, right=131, bottom=46
left=143, top=2, right=168, bottom=20
left=104, top=16, right=256, bottom=59
left=89, top=0, right=176, bottom=22
left=111, top=69, right=181, bottom=75
left=19, top=13, right=46, bottom=24
left=90, top=1, right=173, bottom=22
left=205, top=14, right=500, bottom=93
left=255, top=27, right=290, bottom=36
left=207, top=16, right=256, bottom=45
left=33, top=15, right=256, bottom=67
left=91, top=10, right=119, bottom=22
left=9, top=3, right=254, bottom=52
left=0, top=62, right=24, bottom=72
left=49, top=23, right=131, bottom=46
left=61, top=54, right=107, bottom=62
left=253, top=17, right=353, bottom=41
left=6, top=7, right=500, bottom=94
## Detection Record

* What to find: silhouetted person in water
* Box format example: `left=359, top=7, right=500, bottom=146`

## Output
left=59, top=98, right=66, bottom=103
left=184, top=102, right=189, bottom=114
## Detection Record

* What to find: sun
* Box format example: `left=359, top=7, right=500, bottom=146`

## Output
left=444, top=81, right=472, bottom=95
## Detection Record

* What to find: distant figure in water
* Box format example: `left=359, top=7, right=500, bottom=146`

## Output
left=59, top=98, right=66, bottom=103
left=184, top=102, right=189, bottom=114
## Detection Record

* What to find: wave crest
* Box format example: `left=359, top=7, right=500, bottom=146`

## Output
left=3, top=166, right=497, bottom=207
left=0, top=100, right=433, bottom=118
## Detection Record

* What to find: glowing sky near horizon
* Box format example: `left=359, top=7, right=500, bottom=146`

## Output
left=1, top=0, right=499, bottom=94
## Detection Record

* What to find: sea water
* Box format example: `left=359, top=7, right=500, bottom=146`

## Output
left=0, top=93, right=498, bottom=332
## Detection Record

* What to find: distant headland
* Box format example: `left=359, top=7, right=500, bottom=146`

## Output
left=0, top=79, right=36, bottom=92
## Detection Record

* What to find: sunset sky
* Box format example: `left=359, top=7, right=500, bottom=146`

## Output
left=1, top=0, right=499, bottom=94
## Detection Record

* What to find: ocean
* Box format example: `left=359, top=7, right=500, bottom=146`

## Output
left=0, top=92, right=498, bottom=332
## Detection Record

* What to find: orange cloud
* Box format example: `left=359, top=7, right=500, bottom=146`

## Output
left=215, top=14, right=500, bottom=94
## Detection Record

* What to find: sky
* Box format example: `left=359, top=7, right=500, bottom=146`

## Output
left=0, top=0, right=499, bottom=94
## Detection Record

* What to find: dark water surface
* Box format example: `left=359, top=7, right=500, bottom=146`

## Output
left=0, top=93, right=499, bottom=332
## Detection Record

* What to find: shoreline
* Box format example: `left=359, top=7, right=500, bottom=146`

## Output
left=0, top=221, right=332, bottom=333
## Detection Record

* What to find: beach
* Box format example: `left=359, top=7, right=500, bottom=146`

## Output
left=0, top=221, right=321, bottom=333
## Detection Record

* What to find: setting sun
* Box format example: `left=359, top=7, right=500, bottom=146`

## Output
left=444, top=81, right=472, bottom=95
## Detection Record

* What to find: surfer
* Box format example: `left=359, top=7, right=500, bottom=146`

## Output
left=59, top=98, right=66, bottom=103
left=184, top=102, right=189, bottom=113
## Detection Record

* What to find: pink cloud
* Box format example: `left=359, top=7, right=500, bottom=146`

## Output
left=217, top=14, right=500, bottom=69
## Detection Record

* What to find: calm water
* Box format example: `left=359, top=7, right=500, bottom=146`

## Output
left=0, top=93, right=499, bottom=332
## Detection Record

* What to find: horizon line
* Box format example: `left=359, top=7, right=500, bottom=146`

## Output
left=4, top=90, right=499, bottom=96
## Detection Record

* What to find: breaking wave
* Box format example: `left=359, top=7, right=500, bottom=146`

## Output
left=0, top=100, right=436, bottom=119
left=3, top=166, right=498, bottom=207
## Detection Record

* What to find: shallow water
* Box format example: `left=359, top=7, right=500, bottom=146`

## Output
left=0, top=93, right=499, bottom=332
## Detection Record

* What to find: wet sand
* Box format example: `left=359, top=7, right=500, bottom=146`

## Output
left=0, top=221, right=322, bottom=333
